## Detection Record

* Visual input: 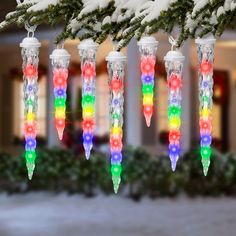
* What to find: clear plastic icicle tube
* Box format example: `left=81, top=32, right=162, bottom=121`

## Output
left=78, top=39, right=98, bottom=160
left=106, top=51, right=126, bottom=194
left=195, top=36, right=216, bottom=176
left=20, top=36, right=41, bottom=180
left=164, top=50, right=185, bottom=171
left=138, top=36, right=158, bottom=127
left=50, top=47, right=71, bottom=140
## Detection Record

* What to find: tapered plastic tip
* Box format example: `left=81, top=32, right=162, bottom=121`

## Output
left=26, top=163, right=35, bottom=180
left=171, top=161, right=177, bottom=171
left=202, top=159, right=210, bottom=176
left=112, top=176, right=121, bottom=194
left=84, top=143, right=93, bottom=160
left=85, top=150, right=91, bottom=160
left=144, top=115, right=152, bottom=127
left=57, top=128, right=64, bottom=140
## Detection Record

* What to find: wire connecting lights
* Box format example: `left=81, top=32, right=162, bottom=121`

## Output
left=196, top=36, right=216, bottom=176
left=106, top=51, right=126, bottom=194
left=50, top=47, right=70, bottom=140
left=138, top=37, right=158, bottom=127
left=78, top=39, right=98, bottom=160
left=20, top=29, right=41, bottom=180
left=164, top=39, right=185, bottom=171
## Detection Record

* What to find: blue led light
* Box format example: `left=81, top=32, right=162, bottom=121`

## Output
left=83, top=133, right=93, bottom=144
left=141, top=75, right=154, bottom=84
left=168, top=144, right=180, bottom=157
left=54, top=88, right=66, bottom=98
left=111, top=152, right=122, bottom=164
left=201, top=134, right=212, bottom=146
left=25, top=138, right=37, bottom=150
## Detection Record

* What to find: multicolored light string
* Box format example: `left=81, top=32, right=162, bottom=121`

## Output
left=196, top=36, right=216, bottom=176
left=164, top=39, right=185, bottom=171
left=50, top=47, right=70, bottom=140
left=106, top=51, right=126, bottom=194
left=78, top=39, right=98, bottom=159
left=138, top=37, right=158, bottom=127
left=20, top=24, right=41, bottom=180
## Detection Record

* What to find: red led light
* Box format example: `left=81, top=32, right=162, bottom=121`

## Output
left=82, top=119, right=94, bottom=131
left=141, top=57, right=155, bottom=75
left=168, top=74, right=182, bottom=90
left=53, top=75, right=67, bottom=88
left=55, top=118, right=65, bottom=128
left=82, top=63, right=95, bottom=78
left=23, top=64, right=37, bottom=78
left=111, top=79, right=123, bottom=92
left=143, top=105, right=153, bottom=116
left=169, top=130, right=180, bottom=143
left=201, top=61, right=212, bottom=74
left=110, top=137, right=122, bottom=151
left=24, top=123, right=36, bottom=137
left=200, top=118, right=212, bottom=133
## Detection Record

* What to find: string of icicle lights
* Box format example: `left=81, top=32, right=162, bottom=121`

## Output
left=18, top=34, right=216, bottom=193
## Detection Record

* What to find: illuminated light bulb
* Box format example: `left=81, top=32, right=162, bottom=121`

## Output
left=169, top=116, right=181, bottom=129
left=140, top=57, right=155, bottom=75
left=25, top=138, right=37, bottom=150
left=110, top=137, right=122, bottom=151
left=168, top=105, right=181, bottom=117
left=201, top=108, right=210, bottom=118
left=53, top=74, right=67, bottom=88
left=111, top=127, right=122, bottom=136
left=141, top=75, right=154, bottom=84
left=111, top=79, right=123, bottom=92
left=112, top=113, right=120, bottom=120
left=55, top=118, right=65, bottom=140
left=201, top=134, right=212, bottom=146
left=24, top=124, right=36, bottom=137
left=143, top=94, right=153, bottom=105
left=54, top=88, right=66, bottom=98
left=142, top=84, right=154, bottom=94
left=83, top=133, right=93, bottom=159
left=55, top=107, right=66, bottom=119
left=169, top=130, right=181, bottom=143
left=82, top=119, right=94, bottom=131
left=200, top=146, right=212, bottom=176
left=83, top=106, right=94, bottom=118
left=201, top=60, right=212, bottom=74
left=23, top=64, right=37, bottom=78
left=26, top=112, right=35, bottom=122
left=55, top=97, right=66, bottom=108
left=143, top=105, right=154, bottom=127
left=111, top=152, right=122, bottom=164
left=201, top=146, right=212, bottom=159
left=82, top=95, right=95, bottom=106
left=199, top=118, right=212, bottom=133
left=25, top=150, right=36, bottom=180
left=168, top=74, right=182, bottom=90
left=82, top=63, right=95, bottom=78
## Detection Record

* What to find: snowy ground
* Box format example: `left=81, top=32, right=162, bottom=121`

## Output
left=0, top=193, right=236, bottom=236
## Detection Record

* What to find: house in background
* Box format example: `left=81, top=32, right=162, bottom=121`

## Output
left=0, top=2, right=236, bottom=156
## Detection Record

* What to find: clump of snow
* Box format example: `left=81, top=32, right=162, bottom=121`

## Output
left=192, top=0, right=210, bottom=17
left=217, top=6, right=225, bottom=17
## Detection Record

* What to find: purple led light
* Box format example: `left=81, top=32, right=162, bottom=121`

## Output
left=111, top=152, right=122, bottom=164
left=25, top=138, right=37, bottom=150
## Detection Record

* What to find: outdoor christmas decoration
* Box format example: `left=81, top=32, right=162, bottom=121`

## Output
left=138, top=36, right=158, bottom=127
left=50, top=46, right=71, bottom=140
left=106, top=51, right=126, bottom=193
left=78, top=39, right=98, bottom=159
left=20, top=22, right=41, bottom=179
left=196, top=36, right=216, bottom=176
left=164, top=37, right=185, bottom=171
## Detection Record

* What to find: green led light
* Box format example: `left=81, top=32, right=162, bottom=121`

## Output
left=202, top=95, right=210, bottom=103
left=82, top=95, right=95, bottom=106
left=200, top=146, right=212, bottom=159
left=25, top=150, right=36, bottom=163
left=168, top=106, right=181, bottom=117
left=142, top=84, right=154, bottom=94
left=27, top=99, right=34, bottom=106
left=111, top=164, right=122, bottom=177
left=112, top=113, right=120, bottom=120
left=55, top=98, right=66, bottom=108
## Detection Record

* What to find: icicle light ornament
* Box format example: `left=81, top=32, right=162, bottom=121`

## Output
left=138, top=36, right=158, bottom=127
left=50, top=47, right=70, bottom=140
left=20, top=23, right=41, bottom=180
left=78, top=39, right=98, bottom=160
left=164, top=38, right=185, bottom=171
left=106, top=51, right=126, bottom=194
left=195, top=36, right=216, bottom=176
